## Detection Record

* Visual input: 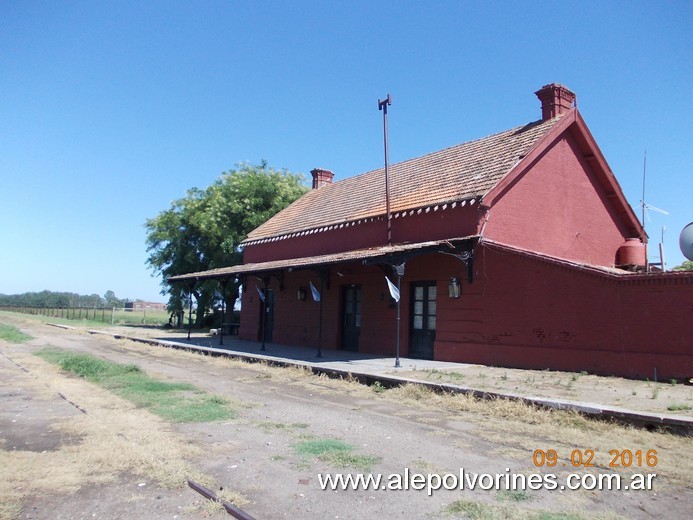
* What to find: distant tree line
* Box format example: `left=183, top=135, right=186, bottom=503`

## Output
left=0, top=290, right=130, bottom=308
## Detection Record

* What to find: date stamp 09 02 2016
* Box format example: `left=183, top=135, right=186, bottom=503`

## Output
left=532, top=449, right=658, bottom=469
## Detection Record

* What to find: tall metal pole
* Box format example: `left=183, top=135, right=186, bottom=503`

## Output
left=641, top=150, right=647, bottom=228
left=260, top=278, right=268, bottom=351
left=641, top=150, right=649, bottom=272
left=187, top=281, right=195, bottom=340
left=219, top=279, right=228, bottom=346
left=394, top=263, right=405, bottom=368
left=379, top=94, right=392, bottom=245
left=317, top=276, right=324, bottom=358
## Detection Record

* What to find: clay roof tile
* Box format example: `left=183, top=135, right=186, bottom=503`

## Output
left=244, top=116, right=560, bottom=243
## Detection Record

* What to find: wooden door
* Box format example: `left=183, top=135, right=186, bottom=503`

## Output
left=409, top=282, right=436, bottom=359
left=341, top=285, right=361, bottom=351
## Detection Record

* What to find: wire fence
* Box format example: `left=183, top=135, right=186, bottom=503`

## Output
left=0, top=306, right=170, bottom=326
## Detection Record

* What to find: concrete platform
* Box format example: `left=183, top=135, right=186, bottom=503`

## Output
left=76, top=325, right=693, bottom=436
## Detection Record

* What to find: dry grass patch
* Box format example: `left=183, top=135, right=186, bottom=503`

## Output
left=0, top=493, right=21, bottom=520
left=401, top=366, right=693, bottom=417
left=374, top=383, right=692, bottom=486
left=442, top=498, right=624, bottom=520
left=185, top=486, right=250, bottom=516
left=409, top=458, right=449, bottom=476
left=256, top=420, right=309, bottom=432
left=0, top=351, right=242, bottom=519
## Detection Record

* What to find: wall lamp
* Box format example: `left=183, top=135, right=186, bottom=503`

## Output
left=448, top=277, right=461, bottom=299
left=297, top=287, right=307, bottom=301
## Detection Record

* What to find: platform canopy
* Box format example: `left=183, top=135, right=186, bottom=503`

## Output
left=167, top=235, right=478, bottom=283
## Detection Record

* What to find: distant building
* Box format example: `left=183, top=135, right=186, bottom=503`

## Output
left=124, top=301, right=167, bottom=311
left=171, top=83, right=692, bottom=380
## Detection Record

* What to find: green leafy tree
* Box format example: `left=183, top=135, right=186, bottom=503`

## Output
left=673, top=260, right=693, bottom=271
left=145, top=162, right=308, bottom=325
left=104, top=290, right=125, bottom=308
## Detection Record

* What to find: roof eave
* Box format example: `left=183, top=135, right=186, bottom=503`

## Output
left=241, top=196, right=483, bottom=247
left=169, top=236, right=479, bottom=283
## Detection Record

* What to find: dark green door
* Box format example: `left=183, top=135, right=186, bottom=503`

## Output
left=341, top=285, right=361, bottom=351
left=409, top=282, right=436, bottom=359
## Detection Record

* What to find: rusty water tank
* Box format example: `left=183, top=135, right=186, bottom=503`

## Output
left=616, top=238, right=646, bottom=268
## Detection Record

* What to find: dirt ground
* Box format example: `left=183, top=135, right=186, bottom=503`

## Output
left=1, top=313, right=692, bottom=520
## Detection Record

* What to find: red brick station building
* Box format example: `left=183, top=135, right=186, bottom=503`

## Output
left=172, top=84, right=692, bottom=380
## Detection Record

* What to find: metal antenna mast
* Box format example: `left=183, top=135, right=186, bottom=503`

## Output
left=378, top=94, right=392, bottom=245
left=641, top=150, right=647, bottom=228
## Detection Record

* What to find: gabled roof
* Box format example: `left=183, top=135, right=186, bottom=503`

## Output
left=482, top=109, right=645, bottom=240
left=243, top=116, right=562, bottom=245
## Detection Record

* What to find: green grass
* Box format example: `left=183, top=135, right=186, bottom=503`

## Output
left=667, top=403, right=692, bottom=412
left=497, top=489, right=531, bottom=502
left=372, top=381, right=386, bottom=393
left=3, top=312, right=113, bottom=329
left=444, top=499, right=593, bottom=520
left=445, top=500, right=497, bottom=519
left=1, top=308, right=169, bottom=328
left=321, top=451, right=381, bottom=469
left=0, top=322, right=33, bottom=343
left=257, top=421, right=309, bottom=432
left=423, top=368, right=466, bottom=383
left=292, top=438, right=381, bottom=470
left=35, top=348, right=237, bottom=423
left=111, top=309, right=170, bottom=326
left=294, top=438, right=353, bottom=456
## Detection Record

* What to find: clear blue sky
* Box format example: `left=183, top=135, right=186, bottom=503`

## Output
left=1, top=1, right=691, bottom=302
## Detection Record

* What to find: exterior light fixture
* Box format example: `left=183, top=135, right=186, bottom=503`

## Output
left=448, top=277, right=461, bottom=299
left=297, top=287, right=307, bottom=301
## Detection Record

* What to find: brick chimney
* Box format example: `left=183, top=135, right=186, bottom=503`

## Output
left=310, top=168, right=334, bottom=189
left=535, top=83, right=576, bottom=121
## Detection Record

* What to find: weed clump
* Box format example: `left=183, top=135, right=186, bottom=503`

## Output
left=0, top=323, right=33, bottom=343
left=35, top=348, right=237, bottom=423
left=293, top=438, right=381, bottom=470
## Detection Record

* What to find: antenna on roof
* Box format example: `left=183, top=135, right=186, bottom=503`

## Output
left=640, top=151, right=670, bottom=271
left=641, top=150, right=646, bottom=226
left=378, top=94, right=393, bottom=245
left=640, top=151, right=669, bottom=228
